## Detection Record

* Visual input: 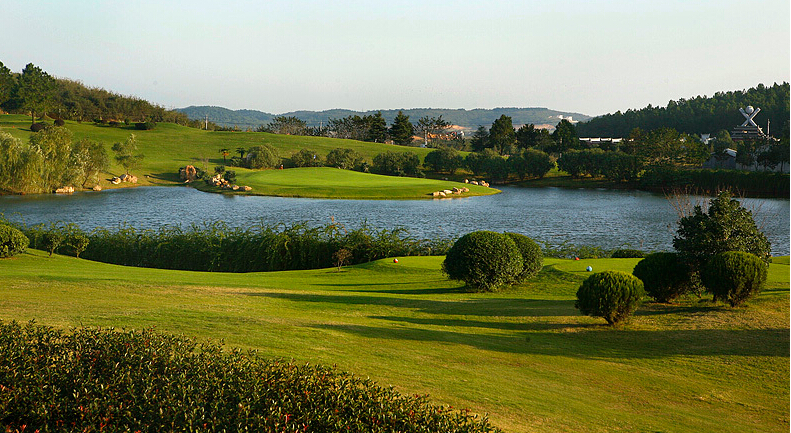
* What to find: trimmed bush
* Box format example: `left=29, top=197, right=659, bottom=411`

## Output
left=632, top=252, right=691, bottom=303
left=504, top=232, right=543, bottom=281
left=575, top=271, right=644, bottom=325
left=442, top=231, right=523, bottom=292
left=30, top=122, right=47, bottom=132
left=0, top=321, right=498, bottom=433
left=135, top=121, right=156, bottom=130
left=701, top=251, right=768, bottom=307
left=53, top=118, right=65, bottom=127
left=0, top=224, right=29, bottom=258
left=611, top=248, right=645, bottom=258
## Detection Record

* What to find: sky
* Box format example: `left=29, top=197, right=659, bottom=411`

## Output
left=2, top=0, right=789, bottom=117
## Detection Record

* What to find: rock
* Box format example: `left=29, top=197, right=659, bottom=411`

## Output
left=129, top=175, right=138, bottom=184
left=179, top=165, right=198, bottom=182
left=470, top=181, right=478, bottom=185
left=111, top=177, right=121, bottom=185
left=92, top=185, right=102, bottom=191
left=464, top=179, right=469, bottom=183
left=120, top=173, right=130, bottom=182
left=439, top=191, right=446, bottom=197
left=242, top=186, right=252, bottom=191
left=432, top=191, right=440, bottom=197
left=232, top=185, right=239, bottom=191
left=443, top=189, right=452, bottom=194
left=54, top=186, right=74, bottom=194
left=462, top=187, right=469, bottom=193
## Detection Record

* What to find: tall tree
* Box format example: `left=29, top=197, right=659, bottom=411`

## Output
left=111, top=134, right=144, bottom=174
left=389, top=111, right=414, bottom=145
left=489, top=115, right=516, bottom=155
left=470, top=126, right=489, bottom=152
left=0, top=61, right=15, bottom=109
left=365, top=111, right=388, bottom=143
left=551, top=119, right=580, bottom=153
left=17, top=63, right=56, bottom=124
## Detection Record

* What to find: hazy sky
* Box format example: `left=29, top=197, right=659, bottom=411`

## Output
left=3, top=0, right=789, bottom=116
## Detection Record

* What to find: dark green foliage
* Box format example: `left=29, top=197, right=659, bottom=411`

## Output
left=372, top=151, right=422, bottom=177
left=701, top=251, right=768, bottom=306
left=508, top=148, right=554, bottom=180
left=17, top=221, right=451, bottom=273
left=134, top=121, right=156, bottom=130
left=53, top=118, right=65, bottom=127
left=65, top=225, right=90, bottom=259
left=464, top=149, right=505, bottom=179
left=291, top=148, right=323, bottom=167
left=246, top=144, right=280, bottom=169
left=442, top=231, right=523, bottom=292
left=640, top=167, right=789, bottom=197
left=0, top=322, right=498, bottom=433
left=223, top=170, right=236, bottom=183
left=424, top=147, right=463, bottom=174
left=551, top=119, right=580, bottom=153
left=503, top=232, right=543, bottom=281
left=575, top=271, right=644, bottom=325
left=673, top=191, right=771, bottom=273
left=556, top=148, right=641, bottom=181
left=632, top=252, right=691, bottom=303
left=29, top=122, right=46, bottom=132
left=261, top=116, right=307, bottom=135
left=611, top=249, right=645, bottom=258
left=0, top=224, right=28, bottom=258
left=488, top=115, right=516, bottom=155
left=326, top=148, right=365, bottom=170
left=577, top=82, right=790, bottom=139
left=42, top=227, right=66, bottom=257
left=390, top=111, right=414, bottom=145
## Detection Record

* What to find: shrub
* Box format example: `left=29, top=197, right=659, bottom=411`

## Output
left=30, top=122, right=47, bottom=132
left=424, top=147, right=463, bottom=174
left=42, top=227, right=66, bottom=257
left=223, top=170, right=237, bottom=183
left=53, top=118, right=65, bottom=127
left=0, top=321, right=498, bottom=433
left=575, top=271, right=644, bottom=325
left=135, top=121, right=156, bottom=130
left=442, top=231, right=523, bottom=292
left=326, top=148, right=365, bottom=171
left=291, top=148, right=324, bottom=167
left=108, top=120, right=121, bottom=127
left=0, top=224, right=29, bottom=258
left=247, top=144, right=280, bottom=169
left=372, top=151, right=422, bottom=177
left=611, top=248, right=645, bottom=258
left=673, top=191, right=771, bottom=273
left=701, top=251, right=768, bottom=307
left=632, top=252, right=691, bottom=302
left=503, top=232, right=543, bottom=281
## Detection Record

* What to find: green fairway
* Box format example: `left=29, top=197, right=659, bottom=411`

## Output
left=1, top=250, right=787, bottom=432
left=0, top=114, right=493, bottom=199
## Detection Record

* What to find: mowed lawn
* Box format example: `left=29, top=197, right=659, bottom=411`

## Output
left=1, top=250, right=787, bottom=432
left=0, top=114, right=495, bottom=199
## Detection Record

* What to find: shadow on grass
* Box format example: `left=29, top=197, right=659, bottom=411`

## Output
left=244, top=291, right=577, bottom=317
left=369, top=315, right=589, bottom=332
left=311, top=321, right=790, bottom=358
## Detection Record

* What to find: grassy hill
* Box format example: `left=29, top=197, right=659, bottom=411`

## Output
left=1, top=250, right=787, bottom=432
left=0, top=114, right=495, bottom=199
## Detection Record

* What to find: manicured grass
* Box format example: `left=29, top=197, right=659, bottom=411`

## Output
left=199, top=166, right=497, bottom=199
left=0, top=250, right=787, bottom=432
left=0, top=114, right=491, bottom=199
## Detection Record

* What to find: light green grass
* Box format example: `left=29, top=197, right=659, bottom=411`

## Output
left=0, top=251, right=787, bottom=432
left=0, top=114, right=493, bottom=199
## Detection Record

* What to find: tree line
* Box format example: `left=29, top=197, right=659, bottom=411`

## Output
left=577, top=82, right=790, bottom=139
left=0, top=61, right=209, bottom=128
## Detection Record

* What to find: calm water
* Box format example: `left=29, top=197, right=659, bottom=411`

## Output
left=1, top=186, right=788, bottom=255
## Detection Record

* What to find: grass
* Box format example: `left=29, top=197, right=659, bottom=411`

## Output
left=0, top=114, right=495, bottom=199
left=0, top=250, right=787, bottom=432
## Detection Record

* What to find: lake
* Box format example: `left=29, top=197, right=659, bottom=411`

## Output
left=1, top=186, right=788, bottom=255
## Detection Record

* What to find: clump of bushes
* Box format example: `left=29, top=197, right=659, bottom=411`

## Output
left=575, top=271, right=644, bottom=325
left=291, top=148, right=324, bottom=167
left=0, top=321, right=498, bottom=433
left=611, top=248, right=645, bottom=258
left=30, top=122, right=47, bottom=132
left=135, top=121, right=156, bottom=130
left=325, top=148, right=365, bottom=171
left=0, top=224, right=29, bottom=258
left=503, top=232, right=543, bottom=281
left=632, top=252, right=691, bottom=303
left=701, top=251, right=768, bottom=307
left=53, top=118, right=65, bottom=127
left=442, top=231, right=523, bottom=292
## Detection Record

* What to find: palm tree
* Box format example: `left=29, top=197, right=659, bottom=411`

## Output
left=219, top=148, right=229, bottom=162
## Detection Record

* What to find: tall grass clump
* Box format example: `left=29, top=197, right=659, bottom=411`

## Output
left=0, top=321, right=498, bottom=432
left=9, top=219, right=452, bottom=272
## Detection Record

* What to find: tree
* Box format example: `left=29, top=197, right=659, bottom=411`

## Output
left=488, top=115, right=516, bottom=155
left=551, top=119, right=580, bottom=153
left=262, top=116, right=307, bottom=135
left=423, top=147, right=463, bottom=174
left=415, top=115, right=451, bottom=145
left=71, top=138, right=109, bottom=187
left=0, top=61, right=15, bottom=108
left=389, top=111, right=414, bottom=145
left=246, top=144, right=280, bottom=169
left=29, top=126, right=74, bottom=190
left=470, top=126, right=489, bottom=152
left=365, top=112, right=388, bottom=143
left=111, top=134, right=144, bottom=175
left=515, top=124, right=553, bottom=151
left=325, top=148, right=364, bottom=171
left=219, top=148, right=229, bottom=162
left=236, top=147, right=247, bottom=158
left=291, top=149, right=323, bottom=167
left=673, top=191, right=771, bottom=275
left=372, top=151, right=421, bottom=176
left=508, top=148, right=554, bottom=180
left=16, top=63, right=56, bottom=124
left=632, top=127, right=708, bottom=167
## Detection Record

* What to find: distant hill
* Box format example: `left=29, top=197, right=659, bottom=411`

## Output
left=577, top=82, right=790, bottom=139
left=176, top=106, right=592, bottom=130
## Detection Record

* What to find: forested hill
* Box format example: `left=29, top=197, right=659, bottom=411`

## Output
left=177, top=106, right=592, bottom=129
left=577, top=82, right=790, bottom=139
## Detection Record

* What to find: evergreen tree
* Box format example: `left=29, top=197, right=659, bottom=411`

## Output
left=16, top=63, right=56, bottom=124
left=489, top=115, right=516, bottom=155
left=365, top=111, right=388, bottom=143
left=389, top=111, right=414, bottom=145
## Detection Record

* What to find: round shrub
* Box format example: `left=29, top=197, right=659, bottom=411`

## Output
left=701, top=251, right=768, bottom=307
left=30, top=122, right=47, bottom=132
left=442, top=231, right=523, bottom=292
left=575, top=271, right=644, bottom=325
left=135, top=121, right=156, bottom=130
left=611, top=248, right=645, bottom=258
left=0, top=224, right=29, bottom=258
left=53, top=118, right=65, bottom=127
left=504, top=232, right=543, bottom=281
left=632, top=252, right=691, bottom=303
left=0, top=322, right=497, bottom=432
